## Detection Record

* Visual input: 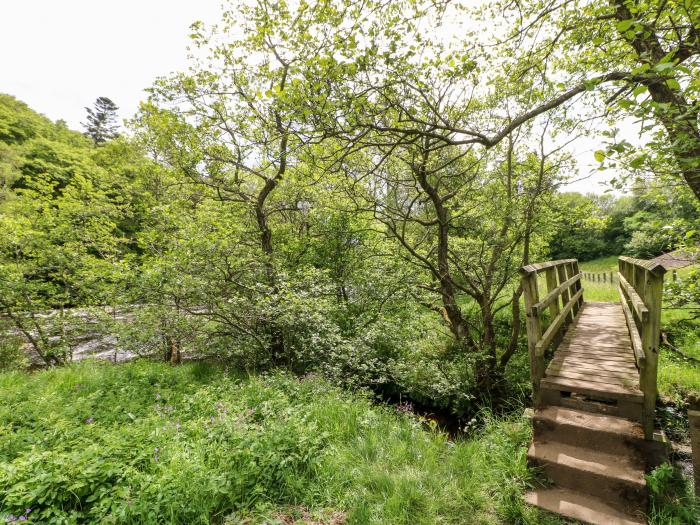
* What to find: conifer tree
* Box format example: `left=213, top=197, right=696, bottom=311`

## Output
left=82, top=97, right=119, bottom=144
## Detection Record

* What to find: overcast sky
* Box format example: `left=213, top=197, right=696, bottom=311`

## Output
left=1, top=1, right=619, bottom=194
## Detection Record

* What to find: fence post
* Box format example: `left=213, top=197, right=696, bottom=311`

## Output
left=521, top=270, right=543, bottom=407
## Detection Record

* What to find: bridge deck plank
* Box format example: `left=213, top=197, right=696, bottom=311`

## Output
left=544, top=302, right=641, bottom=397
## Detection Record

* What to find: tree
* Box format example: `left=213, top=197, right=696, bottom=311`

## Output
left=135, top=0, right=381, bottom=366
left=83, top=97, right=120, bottom=144
left=0, top=95, right=133, bottom=364
left=304, top=7, right=570, bottom=393
left=480, top=0, right=700, bottom=199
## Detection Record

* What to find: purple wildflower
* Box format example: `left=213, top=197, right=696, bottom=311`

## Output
left=85, top=417, right=94, bottom=424
left=18, top=517, right=26, bottom=522
left=24, top=510, right=31, bottom=515
left=6, top=515, right=16, bottom=523
left=154, top=455, right=159, bottom=462
left=395, top=401, right=413, bottom=414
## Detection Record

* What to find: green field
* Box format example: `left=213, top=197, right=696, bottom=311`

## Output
left=579, top=256, right=619, bottom=273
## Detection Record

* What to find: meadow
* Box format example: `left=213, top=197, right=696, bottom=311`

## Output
left=1, top=360, right=697, bottom=524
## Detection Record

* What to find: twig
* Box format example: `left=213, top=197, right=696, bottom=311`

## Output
left=661, top=332, right=700, bottom=365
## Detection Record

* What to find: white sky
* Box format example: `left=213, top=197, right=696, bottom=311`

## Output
left=0, top=0, right=620, bottom=194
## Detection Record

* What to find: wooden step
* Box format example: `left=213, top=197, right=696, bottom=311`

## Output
left=527, top=441, right=647, bottom=513
left=541, top=377, right=643, bottom=421
left=541, top=375, right=643, bottom=401
left=525, top=487, right=646, bottom=525
left=532, top=406, right=646, bottom=457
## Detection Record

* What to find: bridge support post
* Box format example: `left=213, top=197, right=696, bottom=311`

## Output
left=522, top=272, right=544, bottom=407
left=640, top=268, right=664, bottom=439
left=689, top=406, right=700, bottom=497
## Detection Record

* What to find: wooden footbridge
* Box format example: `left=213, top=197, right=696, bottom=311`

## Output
left=520, top=257, right=668, bottom=525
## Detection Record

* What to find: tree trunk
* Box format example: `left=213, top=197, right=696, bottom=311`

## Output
left=170, top=339, right=181, bottom=365
left=613, top=0, right=700, bottom=200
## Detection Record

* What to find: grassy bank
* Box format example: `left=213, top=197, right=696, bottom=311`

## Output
left=1, top=360, right=697, bottom=524
left=0, top=360, right=558, bottom=525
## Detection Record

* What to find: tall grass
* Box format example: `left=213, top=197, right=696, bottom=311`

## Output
left=579, top=256, right=619, bottom=273
left=0, top=360, right=565, bottom=525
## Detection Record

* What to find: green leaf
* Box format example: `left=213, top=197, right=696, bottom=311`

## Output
left=594, top=150, right=606, bottom=162
left=654, top=62, right=675, bottom=72
left=616, top=19, right=634, bottom=32
left=665, top=78, right=681, bottom=90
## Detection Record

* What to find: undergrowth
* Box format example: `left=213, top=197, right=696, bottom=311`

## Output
left=0, top=360, right=562, bottom=525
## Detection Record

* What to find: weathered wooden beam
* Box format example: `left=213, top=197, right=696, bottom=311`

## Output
left=618, top=272, right=649, bottom=323
left=619, top=256, right=666, bottom=275
left=522, top=272, right=544, bottom=407
left=556, top=264, right=574, bottom=326
left=520, top=259, right=577, bottom=275
left=571, top=261, right=583, bottom=315
left=639, top=267, right=664, bottom=440
left=618, top=284, right=645, bottom=369
left=688, top=407, right=700, bottom=497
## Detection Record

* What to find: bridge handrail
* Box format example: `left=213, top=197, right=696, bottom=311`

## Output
left=618, top=256, right=666, bottom=439
left=618, top=273, right=649, bottom=323
left=520, top=258, right=584, bottom=406
left=531, top=273, right=582, bottom=316
left=618, top=286, right=646, bottom=366
left=536, top=287, right=584, bottom=355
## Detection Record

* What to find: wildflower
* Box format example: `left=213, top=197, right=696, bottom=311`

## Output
left=85, top=417, right=94, bottom=424
left=395, top=401, right=413, bottom=414
left=155, top=393, right=161, bottom=400
left=6, top=515, right=16, bottom=523
left=18, top=517, right=26, bottom=522
left=175, top=422, right=181, bottom=431
left=24, top=510, right=31, bottom=515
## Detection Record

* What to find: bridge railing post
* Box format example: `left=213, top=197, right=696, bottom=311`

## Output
left=618, top=256, right=666, bottom=440
left=521, top=259, right=584, bottom=408
left=640, top=266, right=665, bottom=439
left=556, top=264, right=573, bottom=326
left=522, top=271, right=544, bottom=407
left=571, top=260, right=583, bottom=313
